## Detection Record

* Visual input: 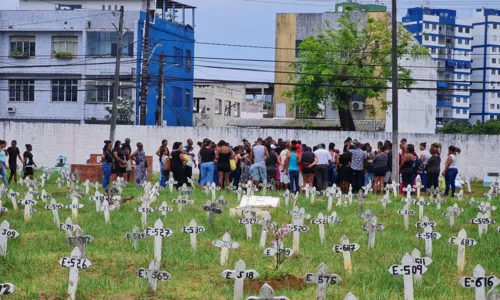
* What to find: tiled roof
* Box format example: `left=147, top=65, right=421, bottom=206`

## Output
left=227, top=118, right=385, bottom=132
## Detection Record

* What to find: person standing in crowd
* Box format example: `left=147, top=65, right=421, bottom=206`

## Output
left=349, top=142, right=366, bottom=193
left=160, top=150, right=170, bottom=188
left=399, top=144, right=416, bottom=190
left=0, top=140, right=7, bottom=185
left=185, top=145, right=196, bottom=181
left=22, top=144, right=36, bottom=180
left=384, top=141, right=393, bottom=185
left=156, top=140, right=169, bottom=184
left=101, top=140, right=113, bottom=190
left=337, top=147, right=353, bottom=193
left=170, top=142, right=186, bottom=188
left=250, top=138, right=269, bottom=186
left=425, top=146, right=441, bottom=190
left=301, top=146, right=317, bottom=189
left=112, top=140, right=126, bottom=178
left=279, top=142, right=291, bottom=190
left=328, top=143, right=337, bottom=186
left=285, top=145, right=301, bottom=193
left=364, top=145, right=375, bottom=186
left=313, top=144, right=331, bottom=191
left=199, top=139, right=215, bottom=186
left=121, top=138, right=132, bottom=182
left=443, top=146, right=461, bottom=197
left=130, top=142, right=147, bottom=187
left=230, top=146, right=243, bottom=187
left=265, top=143, right=279, bottom=183
left=6, top=140, right=22, bottom=184
left=419, top=142, right=431, bottom=191
left=216, top=140, right=232, bottom=188
left=373, top=145, right=388, bottom=194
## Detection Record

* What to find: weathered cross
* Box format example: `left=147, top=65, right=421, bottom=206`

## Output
left=303, top=263, right=342, bottom=300
left=246, top=283, right=289, bottom=300
left=398, top=203, right=416, bottom=231
left=362, top=215, right=384, bottom=249
left=59, top=247, right=92, bottom=300
left=221, top=260, right=259, bottom=300
left=332, top=235, right=360, bottom=275
left=0, top=220, right=19, bottom=257
left=449, top=229, right=477, bottom=273
left=125, top=225, right=147, bottom=251
left=213, top=232, right=240, bottom=266
left=459, top=264, right=500, bottom=300
left=137, top=260, right=171, bottom=292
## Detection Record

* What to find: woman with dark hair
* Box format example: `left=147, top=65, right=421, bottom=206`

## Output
left=328, top=143, right=337, bottom=186
left=337, top=149, right=353, bottom=193
left=265, top=143, right=278, bottom=182
left=301, top=146, right=317, bottom=188
left=443, top=145, right=461, bottom=197
left=130, top=142, right=147, bottom=187
left=230, top=146, right=244, bottom=187
left=0, top=140, right=7, bottom=185
left=284, top=145, right=301, bottom=193
left=22, top=144, right=37, bottom=180
left=425, top=146, right=441, bottom=190
left=171, top=141, right=186, bottom=188
left=399, top=143, right=416, bottom=190
left=156, top=139, right=169, bottom=183
left=199, top=139, right=215, bottom=186
left=216, top=140, right=232, bottom=188
left=101, top=140, right=113, bottom=190
left=112, top=140, right=126, bottom=178
left=373, top=145, right=388, bottom=194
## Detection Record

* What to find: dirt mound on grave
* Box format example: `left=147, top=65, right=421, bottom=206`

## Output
left=244, top=274, right=307, bottom=293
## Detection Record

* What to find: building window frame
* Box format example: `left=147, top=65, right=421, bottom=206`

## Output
left=52, top=36, right=78, bottom=57
left=9, top=80, right=35, bottom=102
left=224, top=100, right=231, bottom=116
left=185, top=89, right=190, bottom=111
left=215, top=99, right=222, bottom=114
left=52, top=80, right=78, bottom=102
left=10, top=36, right=36, bottom=57
left=233, top=102, right=240, bottom=117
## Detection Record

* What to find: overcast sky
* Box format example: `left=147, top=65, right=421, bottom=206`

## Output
left=2, top=0, right=486, bottom=81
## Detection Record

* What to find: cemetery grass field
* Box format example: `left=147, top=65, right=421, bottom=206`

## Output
left=1, top=176, right=499, bottom=300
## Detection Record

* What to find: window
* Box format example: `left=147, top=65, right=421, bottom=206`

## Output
left=424, top=35, right=429, bottom=41
left=215, top=99, right=222, bottom=114
left=432, top=24, right=437, bottom=30
left=494, top=24, right=498, bottom=30
left=425, top=23, right=430, bottom=29
left=465, top=40, right=470, bottom=45
left=492, top=92, right=496, bottom=98
left=498, top=104, right=500, bottom=109
left=193, top=98, right=201, bottom=113
left=493, top=58, right=497, bottom=64
left=10, top=36, right=35, bottom=57
left=224, top=100, right=231, bottom=116
left=185, top=89, right=190, bottom=111
left=464, top=98, right=468, bottom=103
left=491, top=104, right=495, bottom=109
left=233, top=102, right=240, bottom=117
left=432, top=36, right=436, bottom=42
left=459, top=27, right=463, bottom=33
left=494, top=36, right=498, bottom=42
left=172, top=86, right=182, bottom=107
left=458, top=39, right=463, bottom=45
left=85, top=82, right=132, bottom=102
left=465, top=28, right=470, bottom=33
left=51, top=80, right=77, bottom=102
left=102, top=5, right=105, bottom=10
left=87, top=31, right=134, bottom=56
left=9, top=80, right=35, bottom=102
left=493, top=47, right=498, bottom=52
left=431, top=48, right=436, bottom=54
left=455, top=109, right=461, bottom=114
left=108, top=5, right=111, bottom=10
left=497, top=92, right=500, bottom=97
left=56, top=4, right=81, bottom=10
left=114, top=5, right=118, bottom=10
left=186, top=49, right=192, bottom=71
left=52, top=36, right=78, bottom=56
left=492, top=69, right=496, bottom=75
left=463, top=109, right=467, bottom=114
left=457, top=74, right=462, bottom=79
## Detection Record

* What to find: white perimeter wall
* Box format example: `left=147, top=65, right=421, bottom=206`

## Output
left=1, top=122, right=498, bottom=178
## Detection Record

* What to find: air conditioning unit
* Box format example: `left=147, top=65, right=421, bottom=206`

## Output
left=7, top=107, right=16, bottom=113
left=351, top=101, right=364, bottom=111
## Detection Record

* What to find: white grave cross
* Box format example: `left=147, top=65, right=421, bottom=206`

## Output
left=257, top=212, right=276, bottom=248
left=443, top=203, right=463, bottom=228
left=411, top=248, right=433, bottom=286
left=59, top=247, right=92, bottom=300
left=0, top=220, right=19, bottom=257
left=310, top=212, right=330, bottom=244
left=362, top=216, right=384, bottom=249
left=221, top=260, right=259, bottom=300
left=44, top=199, right=63, bottom=226
left=470, top=212, right=496, bottom=237
left=213, top=232, right=240, bottom=266
left=182, top=219, right=205, bottom=251
left=459, top=265, right=500, bottom=300
left=246, top=283, right=290, bottom=300
left=398, top=203, right=415, bottom=231
left=125, top=225, right=147, bottom=251
left=137, top=260, right=171, bottom=292
left=303, top=263, right=342, bottom=300
left=388, top=253, right=428, bottom=300
left=156, top=201, right=173, bottom=219
left=145, top=219, right=173, bottom=264
left=449, top=229, right=477, bottom=273
left=332, top=236, right=360, bottom=275
left=239, top=211, right=258, bottom=240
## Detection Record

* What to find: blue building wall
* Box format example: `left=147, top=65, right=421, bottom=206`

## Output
left=136, top=11, right=195, bottom=126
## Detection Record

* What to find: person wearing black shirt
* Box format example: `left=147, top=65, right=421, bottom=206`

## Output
left=6, top=140, right=22, bottom=184
left=102, top=140, right=113, bottom=190
left=22, top=144, right=36, bottom=180
left=112, top=140, right=126, bottom=177
left=199, top=140, right=216, bottom=186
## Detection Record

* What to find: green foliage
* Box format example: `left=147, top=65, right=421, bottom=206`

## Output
left=55, top=51, right=73, bottom=59
left=283, top=6, right=427, bottom=130
left=438, top=119, right=500, bottom=134
left=11, top=48, right=28, bottom=57
left=105, top=97, right=135, bottom=123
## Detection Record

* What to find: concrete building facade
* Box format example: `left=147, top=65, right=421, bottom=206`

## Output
left=403, top=8, right=472, bottom=126
left=0, top=9, right=139, bottom=123
left=193, top=84, right=244, bottom=127
left=471, top=8, right=500, bottom=123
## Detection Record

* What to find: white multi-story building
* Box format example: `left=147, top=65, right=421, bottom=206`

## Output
left=18, top=0, right=143, bottom=11
left=193, top=84, right=243, bottom=127
left=0, top=1, right=141, bottom=124
left=403, top=8, right=472, bottom=127
left=471, top=8, right=500, bottom=123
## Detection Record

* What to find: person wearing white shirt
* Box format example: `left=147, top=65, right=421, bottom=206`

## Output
left=314, top=143, right=332, bottom=191
left=419, top=142, right=431, bottom=192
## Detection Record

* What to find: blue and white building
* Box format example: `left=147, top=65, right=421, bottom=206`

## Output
left=403, top=8, right=472, bottom=127
left=471, top=8, right=500, bottom=123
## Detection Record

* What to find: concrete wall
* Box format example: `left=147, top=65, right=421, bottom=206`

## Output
left=0, top=121, right=497, bottom=178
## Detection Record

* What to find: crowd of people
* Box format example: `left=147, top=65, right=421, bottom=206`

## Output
left=0, top=140, right=37, bottom=184
left=97, top=136, right=462, bottom=198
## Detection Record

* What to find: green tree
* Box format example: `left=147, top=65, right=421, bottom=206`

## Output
left=105, top=97, right=135, bottom=124
left=283, top=6, right=427, bottom=131
left=438, top=119, right=500, bottom=134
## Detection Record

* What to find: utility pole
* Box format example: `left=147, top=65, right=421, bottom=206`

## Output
left=110, top=5, right=124, bottom=141
left=139, top=0, right=151, bottom=125
left=156, top=51, right=165, bottom=126
left=391, top=0, right=399, bottom=183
